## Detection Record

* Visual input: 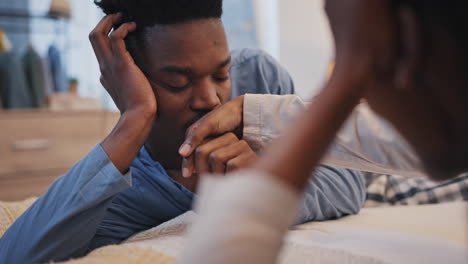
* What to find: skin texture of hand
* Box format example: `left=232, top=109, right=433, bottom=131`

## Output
left=178, top=95, right=245, bottom=177
left=89, top=14, right=156, bottom=173
left=181, top=132, right=257, bottom=178
left=89, top=13, right=156, bottom=115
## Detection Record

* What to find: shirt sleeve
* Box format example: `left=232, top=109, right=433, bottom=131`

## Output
left=229, top=48, right=295, bottom=98
left=296, top=166, right=366, bottom=224
left=179, top=170, right=301, bottom=264
left=0, top=144, right=132, bottom=263
left=243, top=94, right=425, bottom=177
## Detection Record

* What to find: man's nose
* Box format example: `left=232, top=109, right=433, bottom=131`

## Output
left=190, top=78, right=221, bottom=111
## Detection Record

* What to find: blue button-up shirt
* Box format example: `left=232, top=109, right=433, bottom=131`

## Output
left=0, top=49, right=365, bottom=263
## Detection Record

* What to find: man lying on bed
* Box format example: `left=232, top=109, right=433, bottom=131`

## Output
left=0, top=0, right=368, bottom=263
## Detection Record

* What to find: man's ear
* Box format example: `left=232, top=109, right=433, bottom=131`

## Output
left=394, top=5, right=423, bottom=91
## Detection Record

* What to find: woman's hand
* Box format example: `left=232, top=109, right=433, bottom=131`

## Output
left=89, top=13, right=156, bottom=115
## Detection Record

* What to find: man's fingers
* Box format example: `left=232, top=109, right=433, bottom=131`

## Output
left=95, top=13, right=123, bottom=34
left=193, top=133, right=238, bottom=175
left=208, top=140, right=251, bottom=174
left=180, top=96, right=244, bottom=158
left=179, top=120, right=215, bottom=158
left=109, top=22, right=137, bottom=59
left=182, top=156, right=195, bottom=178
left=226, top=151, right=257, bottom=173
left=89, top=13, right=122, bottom=66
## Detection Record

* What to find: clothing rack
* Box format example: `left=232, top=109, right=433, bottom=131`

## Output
left=0, top=9, right=67, bottom=34
left=0, top=9, right=56, bottom=20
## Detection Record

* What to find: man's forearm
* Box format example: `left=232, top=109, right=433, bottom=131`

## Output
left=0, top=145, right=132, bottom=263
left=101, top=109, right=156, bottom=173
left=253, top=73, right=363, bottom=191
left=243, top=94, right=424, bottom=177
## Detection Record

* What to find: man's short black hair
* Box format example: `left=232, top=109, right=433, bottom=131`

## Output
left=94, top=0, right=223, bottom=27
left=93, top=0, right=224, bottom=67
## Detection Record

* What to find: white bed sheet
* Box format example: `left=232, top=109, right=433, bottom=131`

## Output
left=123, top=202, right=468, bottom=263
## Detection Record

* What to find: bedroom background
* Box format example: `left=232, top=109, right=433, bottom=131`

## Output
left=0, top=0, right=333, bottom=200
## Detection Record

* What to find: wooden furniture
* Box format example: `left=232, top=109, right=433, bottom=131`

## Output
left=0, top=110, right=120, bottom=201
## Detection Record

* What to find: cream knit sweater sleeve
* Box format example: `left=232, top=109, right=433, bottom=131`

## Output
left=178, top=170, right=301, bottom=264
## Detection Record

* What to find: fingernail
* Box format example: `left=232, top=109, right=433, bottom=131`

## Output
left=182, top=168, right=191, bottom=178
left=179, top=144, right=191, bottom=156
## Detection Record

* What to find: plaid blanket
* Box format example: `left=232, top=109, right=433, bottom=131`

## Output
left=364, top=172, right=468, bottom=207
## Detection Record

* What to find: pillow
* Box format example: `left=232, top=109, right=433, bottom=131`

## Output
left=0, top=197, right=37, bottom=237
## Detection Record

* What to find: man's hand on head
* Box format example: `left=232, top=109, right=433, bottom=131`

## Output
left=89, top=14, right=157, bottom=173
left=89, top=13, right=156, bottom=116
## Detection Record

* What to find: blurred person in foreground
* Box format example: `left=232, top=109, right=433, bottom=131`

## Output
left=178, top=0, right=468, bottom=263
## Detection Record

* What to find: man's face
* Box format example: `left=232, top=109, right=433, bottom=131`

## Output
left=138, top=19, right=231, bottom=169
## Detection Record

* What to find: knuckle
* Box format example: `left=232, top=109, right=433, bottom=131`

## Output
left=227, top=132, right=238, bottom=141
left=208, top=152, right=218, bottom=162
left=99, top=66, right=108, bottom=76
left=195, top=146, right=207, bottom=157
left=109, top=32, right=118, bottom=41
left=238, top=140, right=249, bottom=148
left=88, top=31, right=97, bottom=41
left=209, top=151, right=226, bottom=162
left=186, top=123, right=199, bottom=138
left=186, top=126, right=196, bottom=137
left=226, top=160, right=238, bottom=171
left=89, top=30, right=104, bottom=42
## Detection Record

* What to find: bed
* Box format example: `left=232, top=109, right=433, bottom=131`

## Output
left=1, top=199, right=467, bottom=263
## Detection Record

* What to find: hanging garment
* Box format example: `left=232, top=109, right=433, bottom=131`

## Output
left=48, top=45, right=68, bottom=93
left=0, top=30, right=12, bottom=54
left=0, top=52, right=33, bottom=109
left=22, top=46, right=47, bottom=108
left=42, top=58, right=54, bottom=96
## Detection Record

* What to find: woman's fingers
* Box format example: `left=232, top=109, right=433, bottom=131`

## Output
left=89, top=13, right=123, bottom=68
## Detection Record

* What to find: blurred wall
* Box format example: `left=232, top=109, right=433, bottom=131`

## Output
left=223, top=0, right=258, bottom=51
left=278, top=0, right=333, bottom=99
left=254, top=0, right=280, bottom=59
